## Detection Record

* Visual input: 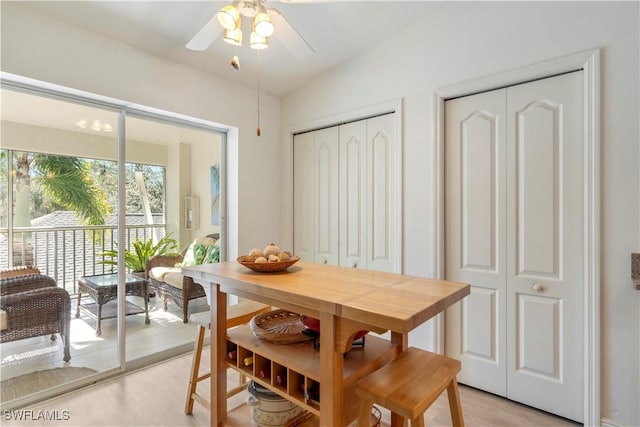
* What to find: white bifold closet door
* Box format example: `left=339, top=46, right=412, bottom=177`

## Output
left=339, top=113, right=397, bottom=272
left=293, top=127, right=339, bottom=266
left=445, top=71, right=584, bottom=422
left=293, top=113, right=399, bottom=273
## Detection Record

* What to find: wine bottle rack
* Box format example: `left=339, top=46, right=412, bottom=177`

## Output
left=224, top=324, right=398, bottom=417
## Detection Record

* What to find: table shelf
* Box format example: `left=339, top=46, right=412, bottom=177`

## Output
left=225, top=324, right=398, bottom=417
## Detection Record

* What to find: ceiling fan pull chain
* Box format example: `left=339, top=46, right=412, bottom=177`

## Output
left=257, top=49, right=261, bottom=137
left=230, top=55, right=240, bottom=71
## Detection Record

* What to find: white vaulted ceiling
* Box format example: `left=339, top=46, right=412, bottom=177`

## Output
left=15, top=1, right=440, bottom=98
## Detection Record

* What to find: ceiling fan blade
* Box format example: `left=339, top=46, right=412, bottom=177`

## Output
left=186, top=15, right=223, bottom=51
left=268, top=8, right=314, bottom=59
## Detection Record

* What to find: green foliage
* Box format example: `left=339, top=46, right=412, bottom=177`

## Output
left=98, top=234, right=179, bottom=273
left=32, top=154, right=112, bottom=225
left=5, top=150, right=166, bottom=227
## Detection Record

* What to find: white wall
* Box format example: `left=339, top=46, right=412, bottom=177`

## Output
left=0, top=2, right=282, bottom=259
left=188, top=134, right=222, bottom=240
left=281, top=2, right=639, bottom=425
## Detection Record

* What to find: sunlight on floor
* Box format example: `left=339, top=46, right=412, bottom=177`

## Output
left=69, top=319, right=105, bottom=350
left=146, top=306, right=188, bottom=325
left=1, top=341, right=62, bottom=365
left=0, top=296, right=206, bottom=381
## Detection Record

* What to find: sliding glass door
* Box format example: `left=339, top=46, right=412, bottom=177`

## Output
left=0, top=82, right=224, bottom=408
left=1, top=88, right=121, bottom=403
left=122, top=115, right=222, bottom=365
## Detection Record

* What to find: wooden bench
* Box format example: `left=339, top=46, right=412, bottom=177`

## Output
left=184, top=300, right=271, bottom=414
left=355, top=347, right=464, bottom=427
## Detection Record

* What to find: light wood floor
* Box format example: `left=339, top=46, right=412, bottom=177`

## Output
left=3, top=348, right=579, bottom=427
left=1, top=295, right=210, bottom=379
left=0, top=294, right=214, bottom=412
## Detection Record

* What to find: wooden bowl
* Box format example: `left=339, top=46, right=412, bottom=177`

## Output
left=236, top=255, right=300, bottom=273
left=249, top=309, right=313, bottom=344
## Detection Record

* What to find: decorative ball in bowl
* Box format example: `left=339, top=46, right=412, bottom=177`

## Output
left=237, top=243, right=300, bottom=272
left=236, top=255, right=300, bottom=272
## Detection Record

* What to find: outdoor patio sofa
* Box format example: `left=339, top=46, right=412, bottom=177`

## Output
left=145, top=234, right=219, bottom=323
left=0, top=266, right=71, bottom=362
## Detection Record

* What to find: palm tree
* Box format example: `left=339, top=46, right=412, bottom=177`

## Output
left=13, top=151, right=111, bottom=227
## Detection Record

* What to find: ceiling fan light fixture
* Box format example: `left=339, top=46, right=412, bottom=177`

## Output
left=218, top=3, right=241, bottom=30
left=250, top=32, right=268, bottom=49
left=253, top=12, right=274, bottom=38
left=223, top=28, right=243, bottom=46
left=240, top=1, right=258, bottom=18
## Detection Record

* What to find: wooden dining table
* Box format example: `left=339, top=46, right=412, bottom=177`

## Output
left=183, top=260, right=470, bottom=427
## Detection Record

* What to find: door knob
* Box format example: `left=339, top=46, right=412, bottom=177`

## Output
left=532, top=283, right=544, bottom=292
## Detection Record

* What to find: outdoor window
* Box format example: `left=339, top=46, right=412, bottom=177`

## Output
left=1, top=150, right=167, bottom=291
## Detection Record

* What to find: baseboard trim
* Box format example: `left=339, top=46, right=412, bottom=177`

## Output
left=601, top=417, right=621, bottom=427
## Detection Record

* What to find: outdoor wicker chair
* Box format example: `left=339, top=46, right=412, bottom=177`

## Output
left=0, top=271, right=71, bottom=362
left=0, top=265, right=41, bottom=279
left=146, top=253, right=207, bottom=323
left=145, top=234, right=219, bottom=323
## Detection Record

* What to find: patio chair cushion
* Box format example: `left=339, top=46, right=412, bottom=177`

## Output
left=149, top=267, right=184, bottom=289
left=148, top=266, right=181, bottom=282
left=162, top=272, right=185, bottom=289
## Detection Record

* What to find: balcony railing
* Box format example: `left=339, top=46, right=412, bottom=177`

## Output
left=0, top=224, right=167, bottom=295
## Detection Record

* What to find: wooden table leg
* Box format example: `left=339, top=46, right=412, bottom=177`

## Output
left=210, top=282, right=227, bottom=427
left=390, top=331, right=409, bottom=427
left=319, top=312, right=344, bottom=426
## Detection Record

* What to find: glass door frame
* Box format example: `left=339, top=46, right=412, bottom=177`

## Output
left=1, top=72, right=228, bottom=375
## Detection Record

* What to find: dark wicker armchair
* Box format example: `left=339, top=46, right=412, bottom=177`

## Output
left=0, top=272, right=71, bottom=362
left=145, top=254, right=206, bottom=323
left=145, top=234, right=218, bottom=323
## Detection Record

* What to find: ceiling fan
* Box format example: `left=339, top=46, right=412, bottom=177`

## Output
left=186, top=0, right=315, bottom=59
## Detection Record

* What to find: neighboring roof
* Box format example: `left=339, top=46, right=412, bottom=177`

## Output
left=30, top=211, right=165, bottom=227
left=1, top=211, right=168, bottom=288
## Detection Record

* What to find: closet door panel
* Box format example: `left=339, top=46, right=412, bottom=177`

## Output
left=366, top=114, right=397, bottom=273
left=339, top=120, right=367, bottom=268
left=462, top=286, right=498, bottom=360
left=314, top=127, right=339, bottom=265
left=515, top=293, right=560, bottom=378
left=444, top=88, right=507, bottom=396
left=293, top=133, right=316, bottom=261
left=515, top=103, right=559, bottom=276
left=462, top=111, right=498, bottom=270
left=506, top=71, right=584, bottom=422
